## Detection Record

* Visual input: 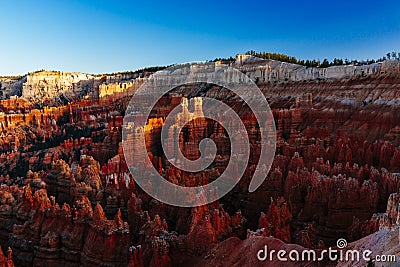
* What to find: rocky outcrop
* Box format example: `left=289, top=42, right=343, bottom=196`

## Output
left=81, top=205, right=130, bottom=266
left=236, top=54, right=400, bottom=83
left=46, top=157, right=101, bottom=205
left=0, top=246, right=14, bottom=267
left=8, top=192, right=129, bottom=267
left=258, top=197, right=292, bottom=243
left=22, top=71, right=98, bottom=104
left=0, top=76, right=25, bottom=99
left=98, top=79, right=144, bottom=103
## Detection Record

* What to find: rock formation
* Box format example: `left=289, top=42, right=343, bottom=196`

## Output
left=0, top=57, right=399, bottom=266
left=0, top=76, right=25, bottom=99
left=0, top=246, right=15, bottom=267
left=22, top=71, right=97, bottom=104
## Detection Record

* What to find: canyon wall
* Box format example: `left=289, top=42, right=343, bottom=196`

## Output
left=21, top=71, right=99, bottom=104
left=235, top=54, right=400, bottom=82
left=0, top=77, right=26, bottom=99
left=1, top=55, right=399, bottom=106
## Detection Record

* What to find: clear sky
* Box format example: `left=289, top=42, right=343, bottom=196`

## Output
left=1, top=0, right=399, bottom=75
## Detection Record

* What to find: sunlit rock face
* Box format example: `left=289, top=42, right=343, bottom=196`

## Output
left=0, top=58, right=399, bottom=266
left=0, top=246, right=14, bottom=267
left=21, top=71, right=98, bottom=104
left=235, top=54, right=400, bottom=83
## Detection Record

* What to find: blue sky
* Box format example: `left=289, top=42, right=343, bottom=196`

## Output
left=1, top=0, right=399, bottom=75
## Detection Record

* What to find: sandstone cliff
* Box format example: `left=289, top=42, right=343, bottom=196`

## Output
left=1, top=55, right=398, bottom=107
left=21, top=71, right=99, bottom=104
left=235, top=54, right=399, bottom=83
left=0, top=76, right=25, bottom=99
